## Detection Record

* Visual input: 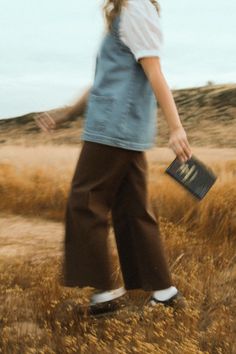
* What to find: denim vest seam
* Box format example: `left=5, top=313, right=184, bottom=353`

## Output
left=110, top=16, right=133, bottom=55
left=120, top=64, right=136, bottom=131
left=110, top=29, right=128, bottom=53
left=81, top=130, right=153, bottom=150
left=84, top=93, right=116, bottom=132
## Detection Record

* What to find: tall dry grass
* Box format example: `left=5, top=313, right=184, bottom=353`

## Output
left=0, top=145, right=235, bottom=353
left=0, top=216, right=235, bottom=353
left=149, top=160, right=236, bottom=246
left=0, top=145, right=236, bottom=245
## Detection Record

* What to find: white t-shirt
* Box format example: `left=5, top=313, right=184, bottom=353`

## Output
left=119, top=0, right=163, bottom=62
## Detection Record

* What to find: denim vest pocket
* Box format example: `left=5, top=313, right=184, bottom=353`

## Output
left=84, top=93, right=116, bottom=132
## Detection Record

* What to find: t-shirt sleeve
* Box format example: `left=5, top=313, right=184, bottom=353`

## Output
left=119, top=0, right=163, bottom=62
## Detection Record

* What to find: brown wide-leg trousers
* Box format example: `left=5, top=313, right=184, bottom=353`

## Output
left=60, top=141, right=173, bottom=291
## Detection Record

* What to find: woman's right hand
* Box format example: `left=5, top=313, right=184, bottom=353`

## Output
left=168, top=126, right=192, bottom=163
left=34, top=110, right=70, bottom=133
left=34, top=112, right=56, bottom=133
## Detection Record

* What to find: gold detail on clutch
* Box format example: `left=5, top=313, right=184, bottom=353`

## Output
left=177, top=163, right=198, bottom=183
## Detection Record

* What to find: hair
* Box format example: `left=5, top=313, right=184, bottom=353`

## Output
left=102, top=0, right=161, bottom=32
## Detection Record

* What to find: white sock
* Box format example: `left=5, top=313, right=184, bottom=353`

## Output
left=90, top=286, right=126, bottom=304
left=152, top=286, right=178, bottom=301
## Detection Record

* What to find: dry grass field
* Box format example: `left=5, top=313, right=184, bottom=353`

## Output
left=0, top=143, right=235, bottom=354
left=0, top=79, right=235, bottom=354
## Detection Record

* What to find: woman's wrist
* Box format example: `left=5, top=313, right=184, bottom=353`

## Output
left=66, top=106, right=82, bottom=121
left=66, top=109, right=76, bottom=121
left=169, top=124, right=183, bottom=134
left=54, top=109, right=74, bottom=124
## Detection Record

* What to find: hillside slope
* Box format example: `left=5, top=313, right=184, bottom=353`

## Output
left=0, top=83, right=235, bottom=147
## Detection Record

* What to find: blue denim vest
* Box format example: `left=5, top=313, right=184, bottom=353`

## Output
left=81, top=14, right=158, bottom=151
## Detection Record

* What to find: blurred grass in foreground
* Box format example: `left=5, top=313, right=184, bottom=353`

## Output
left=0, top=145, right=235, bottom=353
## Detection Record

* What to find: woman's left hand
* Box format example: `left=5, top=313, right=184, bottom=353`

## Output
left=168, top=126, right=192, bottom=163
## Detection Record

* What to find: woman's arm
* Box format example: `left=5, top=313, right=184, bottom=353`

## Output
left=139, top=57, right=192, bottom=163
left=67, top=86, right=91, bottom=120
left=34, top=86, right=91, bottom=132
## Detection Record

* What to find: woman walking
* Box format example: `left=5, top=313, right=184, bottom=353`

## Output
left=35, top=0, right=192, bottom=315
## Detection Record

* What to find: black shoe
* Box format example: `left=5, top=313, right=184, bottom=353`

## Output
left=88, top=299, right=126, bottom=318
left=87, top=286, right=127, bottom=317
left=146, top=290, right=187, bottom=309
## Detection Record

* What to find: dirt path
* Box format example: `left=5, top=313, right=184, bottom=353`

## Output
left=0, top=213, right=116, bottom=262
left=0, top=213, right=64, bottom=262
left=148, top=146, right=236, bottom=164
left=0, top=146, right=235, bottom=261
left=0, top=145, right=235, bottom=170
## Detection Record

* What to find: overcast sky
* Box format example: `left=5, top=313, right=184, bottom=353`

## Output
left=0, top=0, right=235, bottom=119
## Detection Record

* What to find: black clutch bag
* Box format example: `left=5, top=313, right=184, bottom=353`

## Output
left=164, top=154, right=217, bottom=200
